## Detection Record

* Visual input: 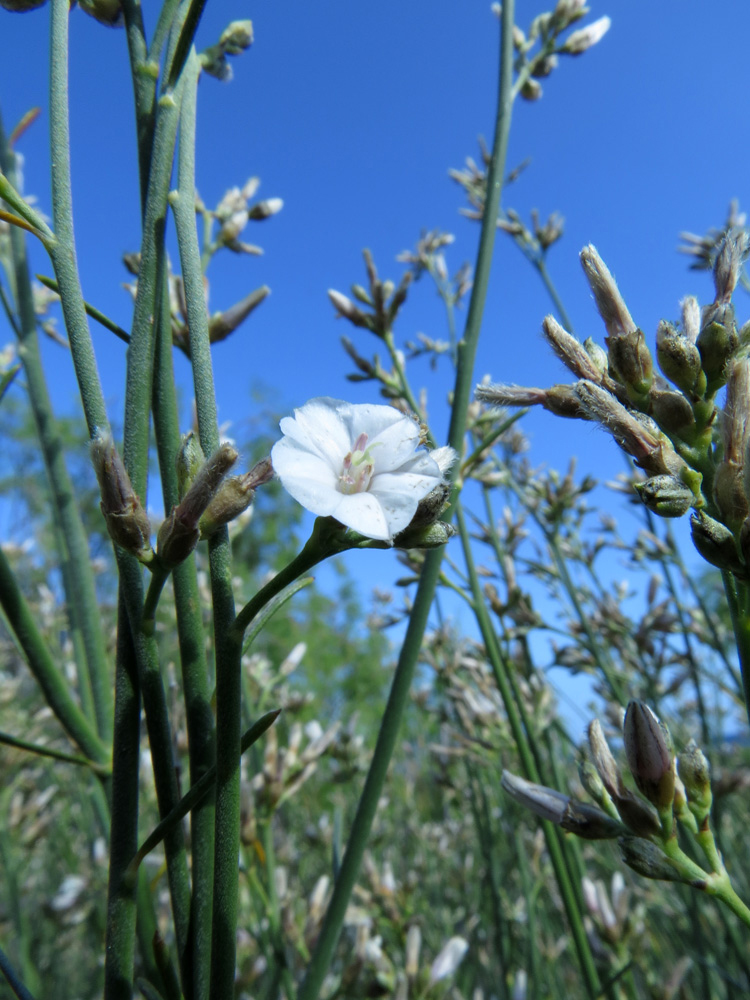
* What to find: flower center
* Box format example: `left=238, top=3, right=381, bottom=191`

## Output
left=338, top=432, right=377, bottom=495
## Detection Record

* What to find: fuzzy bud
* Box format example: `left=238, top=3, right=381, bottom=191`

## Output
left=713, top=230, right=749, bottom=304
left=580, top=246, right=636, bottom=338
left=395, top=519, right=457, bottom=550
left=560, top=799, right=625, bottom=840
left=656, top=320, right=704, bottom=396
left=200, top=456, right=273, bottom=537
left=90, top=432, right=153, bottom=563
left=248, top=197, right=283, bottom=221
left=618, top=837, right=685, bottom=883
left=697, top=303, right=739, bottom=389
left=520, top=78, right=543, bottom=101
left=542, top=315, right=603, bottom=382
left=561, top=16, right=611, bottom=54
left=209, top=286, right=270, bottom=345
left=328, top=289, right=371, bottom=328
left=219, top=19, right=253, bottom=55
left=176, top=431, right=206, bottom=501
left=623, top=702, right=675, bottom=813
left=678, top=739, right=712, bottom=825
left=634, top=475, right=694, bottom=518
left=158, top=443, right=238, bottom=567
left=690, top=510, right=745, bottom=577
left=649, top=388, right=695, bottom=436
left=583, top=337, right=609, bottom=377
left=607, top=329, right=653, bottom=398
left=78, top=0, right=123, bottom=25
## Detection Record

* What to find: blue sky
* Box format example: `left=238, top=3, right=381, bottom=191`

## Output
left=1, top=2, right=749, bottom=715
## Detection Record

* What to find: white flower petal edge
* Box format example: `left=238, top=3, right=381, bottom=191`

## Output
left=271, top=397, right=445, bottom=542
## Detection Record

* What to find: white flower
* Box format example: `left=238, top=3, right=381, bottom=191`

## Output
left=271, top=397, right=444, bottom=542
left=429, top=936, right=469, bottom=983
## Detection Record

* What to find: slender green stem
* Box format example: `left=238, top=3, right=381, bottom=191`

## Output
left=128, top=710, right=280, bottom=878
left=299, top=9, right=516, bottom=996
left=48, top=0, right=109, bottom=437
left=0, top=109, right=113, bottom=743
left=0, top=728, right=109, bottom=773
left=535, top=257, right=575, bottom=334
left=0, top=944, right=37, bottom=1000
left=117, top=553, right=194, bottom=998
left=36, top=275, right=131, bottom=344
left=0, top=546, right=109, bottom=766
left=721, top=572, right=750, bottom=727
left=152, top=255, right=217, bottom=1000
left=169, top=51, right=240, bottom=1000
left=104, top=596, right=141, bottom=1000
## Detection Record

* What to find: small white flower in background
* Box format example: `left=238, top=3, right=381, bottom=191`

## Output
left=429, top=936, right=469, bottom=983
left=271, top=397, right=446, bottom=542
left=50, top=874, right=87, bottom=913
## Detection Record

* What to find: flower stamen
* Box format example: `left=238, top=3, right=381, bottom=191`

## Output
left=339, top=432, right=377, bottom=494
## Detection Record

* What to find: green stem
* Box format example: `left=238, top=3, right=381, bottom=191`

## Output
left=721, top=572, right=750, bottom=727
left=535, top=257, right=575, bottom=334
left=117, top=554, right=194, bottom=998
left=0, top=109, right=113, bottom=744
left=0, top=546, right=109, bottom=766
left=299, top=8, right=517, bottom=996
left=104, top=597, right=141, bottom=1000
left=169, top=51, right=241, bottom=1000
left=152, top=257, right=217, bottom=1000
left=48, top=0, right=109, bottom=437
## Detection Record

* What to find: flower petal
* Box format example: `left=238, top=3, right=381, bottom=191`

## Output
left=271, top=437, right=340, bottom=516
left=331, top=491, right=391, bottom=540
left=369, top=417, right=422, bottom=473
left=279, top=397, right=352, bottom=467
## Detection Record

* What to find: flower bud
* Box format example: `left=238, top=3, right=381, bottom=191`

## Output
left=520, top=78, right=543, bottom=101
left=713, top=230, right=749, bottom=304
left=209, top=286, right=269, bottom=345
left=561, top=16, right=611, bottom=54
left=560, top=799, right=625, bottom=840
left=501, top=771, right=569, bottom=824
left=219, top=19, right=253, bottom=55
left=248, top=197, right=283, bottom=220
left=158, top=443, right=238, bottom=567
left=0, top=0, right=47, bottom=9
left=623, top=701, right=675, bottom=813
left=580, top=245, right=635, bottom=338
left=587, top=719, right=622, bottom=799
left=394, top=520, right=457, bottom=550
left=176, top=431, right=205, bottom=502
left=690, top=511, right=745, bottom=577
left=584, top=337, right=609, bottom=377
left=607, top=329, right=653, bottom=399
left=678, top=739, right=712, bottom=825
left=78, top=0, right=123, bottom=25
left=634, top=475, right=694, bottom=518
left=542, top=316, right=603, bottom=382
left=656, top=320, right=704, bottom=396
left=328, top=289, right=371, bottom=328
left=90, top=431, right=153, bottom=563
left=648, top=388, right=695, bottom=436
left=697, top=303, right=739, bottom=389
left=199, top=457, right=273, bottom=538
left=618, top=837, right=685, bottom=883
